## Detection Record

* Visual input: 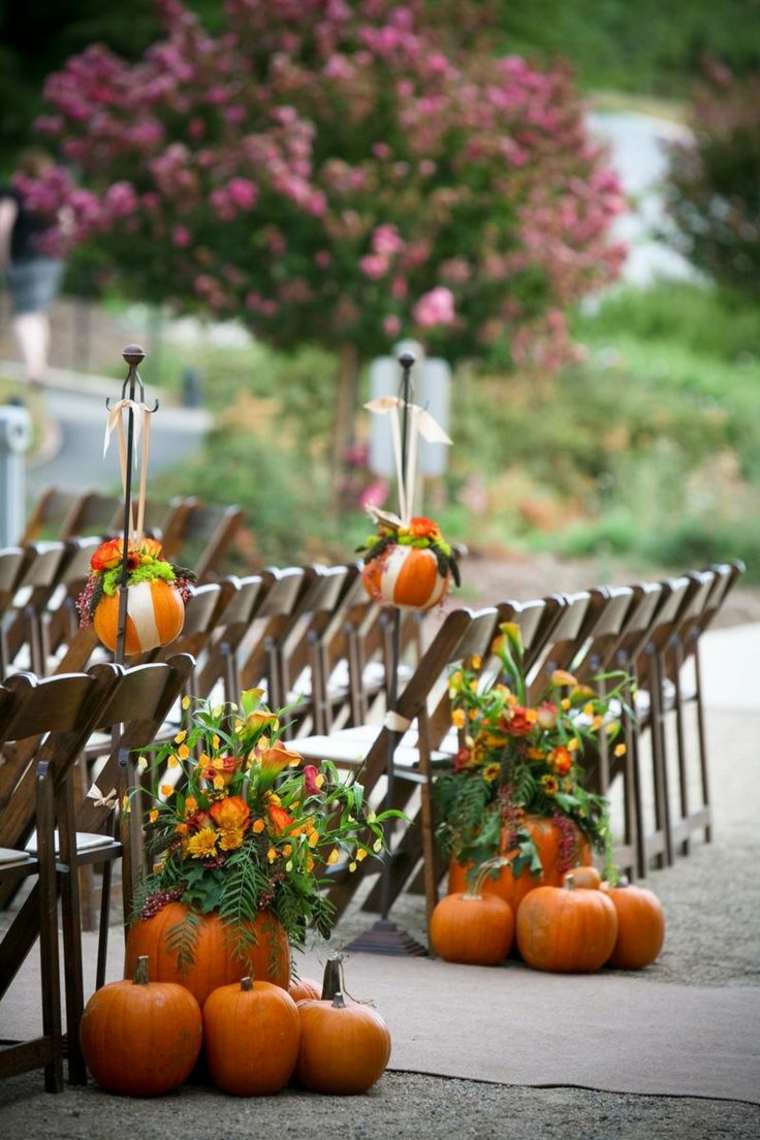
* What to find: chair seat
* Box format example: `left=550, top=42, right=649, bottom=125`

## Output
left=0, top=846, right=36, bottom=870
left=24, top=830, right=118, bottom=856
left=296, top=724, right=452, bottom=772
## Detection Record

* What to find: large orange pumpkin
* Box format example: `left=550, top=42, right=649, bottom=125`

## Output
left=125, top=902, right=290, bottom=1007
left=603, top=880, right=665, bottom=970
left=362, top=544, right=449, bottom=611
left=204, top=976, right=301, bottom=1095
left=449, top=815, right=592, bottom=914
left=516, top=874, right=619, bottom=973
left=430, top=889, right=513, bottom=966
left=94, top=578, right=185, bottom=655
left=288, top=976, right=322, bottom=1003
left=297, top=991, right=391, bottom=1095
left=80, top=955, right=202, bottom=1096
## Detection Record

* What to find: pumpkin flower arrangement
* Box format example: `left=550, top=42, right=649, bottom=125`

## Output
left=76, top=536, right=194, bottom=654
left=434, top=622, right=635, bottom=891
left=359, top=510, right=461, bottom=611
left=130, top=688, right=398, bottom=983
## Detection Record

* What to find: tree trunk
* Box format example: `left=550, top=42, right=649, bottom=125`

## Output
left=331, top=342, right=358, bottom=513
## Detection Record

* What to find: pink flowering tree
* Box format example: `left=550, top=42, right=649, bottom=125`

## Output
left=31, top=0, right=625, bottom=464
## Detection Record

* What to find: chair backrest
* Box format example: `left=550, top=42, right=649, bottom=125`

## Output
left=0, top=546, right=28, bottom=606
left=527, top=591, right=592, bottom=697
left=495, top=596, right=563, bottom=672
left=159, top=497, right=243, bottom=581
left=694, top=561, right=745, bottom=637
left=635, top=575, right=694, bottom=680
left=238, top=567, right=308, bottom=691
left=194, top=574, right=266, bottom=700
left=20, top=488, right=88, bottom=544
left=573, top=586, right=636, bottom=681
left=610, top=581, right=665, bottom=668
left=278, top=564, right=354, bottom=708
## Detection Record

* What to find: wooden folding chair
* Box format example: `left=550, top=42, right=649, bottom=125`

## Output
left=159, top=497, right=243, bottom=582
left=0, top=546, right=30, bottom=675
left=0, top=667, right=121, bottom=1091
left=194, top=574, right=266, bottom=702
left=20, top=489, right=89, bottom=545
left=525, top=591, right=593, bottom=700
left=237, top=567, right=309, bottom=693
left=3, top=542, right=69, bottom=675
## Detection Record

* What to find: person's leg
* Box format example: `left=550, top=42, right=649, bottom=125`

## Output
left=12, top=309, right=49, bottom=383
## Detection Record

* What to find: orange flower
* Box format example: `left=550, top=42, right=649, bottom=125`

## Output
left=404, top=516, right=441, bottom=540
left=209, top=795, right=250, bottom=832
left=503, top=706, right=536, bottom=737
left=137, top=537, right=163, bottom=560
left=90, top=538, right=140, bottom=573
left=550, top=746, right=572, bottom=776
left=202, top=754, right=238, bottom=786
left=267, top=802, right=294, bottom=835
left=260, top=741, right=302, bottom=773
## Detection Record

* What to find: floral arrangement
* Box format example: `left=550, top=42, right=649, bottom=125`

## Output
left=359, top=514, right=460, bottom=586
left=76, top=537, right=194, bottom=627
left=133, top=689, right=398, bottom=959
left=434, top=622, right=634, bottom=882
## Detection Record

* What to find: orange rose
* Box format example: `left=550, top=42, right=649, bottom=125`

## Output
left=209, top=795, right=250, bottom=831
left=260, top=741, right=302, bottom=773
left=267, top=802, right=294, bottom=835
left=90, top=538, right=140, bottom=573
left=404, top=516, right=441, bottom=540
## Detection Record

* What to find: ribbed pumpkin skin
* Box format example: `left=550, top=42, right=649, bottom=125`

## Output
left=289, top=976, right=322, bottom=1002
left=517, top=884, right=618, bottom=973
left=297, top=999, right=391, bottom=1094
left=125, top=903, right=290, bottom=1007
left=362, top=545, right=449, bottom=611
left=605, top=884, right=665, bottom=969
left=204, top=979, right=301, bottom=1095
left=449, top=816, right=592, bottom=914
left=80, top=973, right=202, bottom=1096
left=94, top=579, right=185, bottom=654
left=430, top=893, right=514, bottom=965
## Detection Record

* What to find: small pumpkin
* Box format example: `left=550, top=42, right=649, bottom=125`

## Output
left=204, top=976, right=301, bottom=1095
left=603, top=878, right=665, bottom=969
left=430, top=860, right=514, bottom=966
left=362, top=544, right=449, bottom=611
left=296, top=957, right=391, bottom=1094
left=563, top=866, right=602, bottom=890
left=80, top=955, right=202, bottom=1096
left=516, top=873, right=619, bottom=973
left=125, top=902, right=290, bottom=1007
left=94, top=578, right=185, bottom=654
left=288, top=976, right=322, bottom=1003
left=449, top=815, right=592, bottom=914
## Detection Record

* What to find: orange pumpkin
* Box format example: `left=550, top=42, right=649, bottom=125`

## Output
left=94, top=578, right=185, bottom=654
left=362, top=544, right=449, bottom=611
left=516, top=874, right=619, bottom=973
left=125, top=902, right=289, bottom=1007
left=430, top=860, right=514, bottom=965
left=204, top=976, right=301, bottom=1095
left=297, top=990, right=391, bottom=1095
left=449, top=815, right=592, bottom=914
left=603, top=879, right=665, bottom=969
left=80, top=955, right=202, bottom=1096
left=288, top=976, right=322, bottom=1003
left=563, top=866, right=602, bottom=890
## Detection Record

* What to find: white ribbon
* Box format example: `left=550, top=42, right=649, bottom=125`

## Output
left=86, top=784, right=118, bottom=811
left=364, top=396, right=451, bottom=523
left=103, top=399, right=154, bottom=541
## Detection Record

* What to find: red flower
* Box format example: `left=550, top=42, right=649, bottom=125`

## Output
left=550, top=746, right=572, bottom=776
left=404, top=516, right=441, bottom=540
left=185, top=809, right=213, bottom=833
left=502, top=706, right=536, bottom=737
left=90, top=538, right=140, bottom=573
left=454, top=746, right=472, bottom=772
left=303, top=764, right=323, bottom=796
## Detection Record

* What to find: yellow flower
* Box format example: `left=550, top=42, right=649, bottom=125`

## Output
left=174, top=730, right=187, bottom=744
left=175, top=822, right=188, bottom=836
left=308, top=829, right=320, bottom=848
left=148, top=808, right=159, bottom=823
left=219, top=827, right=245, bottom=851
left=327, top=849, right=340, bottom=865
left=592, top=715, right=604, bottom=731
left=373, top=838, right=383, bottom=853
left=267, top=846, right=278, bottom=863
left=606, top=721, right=620, bottom=736
left=184, top=796, right=198, bottom=814
left=468, top=708, right=478, bottom=720
left=178, top=743, right=190, bottom=760
left=470, top=655, right=482, bottom=670
left=252, top=818, right=266, bottom=834
left=451, top=708, right=466, bottom=729
left=199, top=752, right=210, bottom=767
left=186, top=827, right=217, bottom=859
left=583, top=703, right=594, bottom=717
left=482, top=762, right=501, bottom=782
left=212, top=734, right=220, bottom=750
left=213, top=775, right=225, bottom=790
left=160, top=784, right=173, bottom=798
left=540, top=775, right=559, bottom=796
left=181, top=695, right=191, bottom=710
left=168, top=755, right=179, bottom=769
left=306, top=854, right=315, bottom=872
left=614, top=742, right=627, bottom=757
left=526, top=747, right=545, bottom=761
left=137, top=756, right=148, bottom=773
left=285, top=861, right=293, bottom=872
left=560, top=698, right=571, bottom=710
left=567, top=737, right=580, bottom=753
left=282, top=843, right=293, bottom=857
left=552, top=670, right=578, bottom=688
left=356, top=848, right=368, bottom=862
left=349, top=861, right=357, bottom=873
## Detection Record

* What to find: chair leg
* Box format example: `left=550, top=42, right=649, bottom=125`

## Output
left=56, top=776, right=87, bottom=1085
left=648, top=654, right=669, bottom=868
left=694, top=643, right=713, bottom=844
left=35, top=764, right=64, bottom=1093
left=417, top=709, right=438, bottom=946
left=96, top=857, right=112, bottom=991
left=672, top=642, right=690, bottom=857
left=621, top=704, right=638, bottom=881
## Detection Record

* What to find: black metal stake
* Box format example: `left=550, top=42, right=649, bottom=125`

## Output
left=345, top=351, right=426, bottom=957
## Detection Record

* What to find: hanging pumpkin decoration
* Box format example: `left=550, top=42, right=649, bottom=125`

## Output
left=77, top=536, right=193, bottom=655
left=449, top=815, right=593, bottom=915
left=602, top=878, right=666, bottom=969
left=360, top=513, right=459, bottom=611
left=204, top=976, right=301, bottom=1095
left=430, top=860, right=514, bottom=965
left=125, top=901, right=290, bottom=1007
left=80, top=955, right=202, bottom=1096
left=288, top=975, right=322, bottom=1003
left=516, top=873, right=618, bottom=973
left=296, top=956, right=391, bottom=1094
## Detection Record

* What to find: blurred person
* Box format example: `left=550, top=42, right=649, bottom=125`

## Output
left=0, top=149, right=65, bottom=387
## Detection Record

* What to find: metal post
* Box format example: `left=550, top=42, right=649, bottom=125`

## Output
left=0, top=404, right=32, bottom=546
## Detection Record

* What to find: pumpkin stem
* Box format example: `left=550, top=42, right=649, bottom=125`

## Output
left=321, top=954, right=345, bottom=1000
left=465, top=856, right=511, bottom=900
left=240, top=976, right=253, bottom=991
left=133, top=956, right=150, bottom=985
left=331, top=991, right=348, bottom=1009
left=565, top=873, right=576, bottom=891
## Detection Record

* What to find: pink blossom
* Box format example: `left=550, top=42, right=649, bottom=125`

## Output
left=103, top=181, right=138, bottom=218
left=315, top=249, right=332, bottom=268
left=226, top=177, right=257, bottom=209
left=372, top=224, right=404, bottom=256
left=172, top=224, right=191, bottom=248
left=303, top=765, right=323, bottom=797
left=360, top=253, right=389, bottom=280
left=413, top=286, right=455, bottom=328
left=383, top=314, right=401, bottom=336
